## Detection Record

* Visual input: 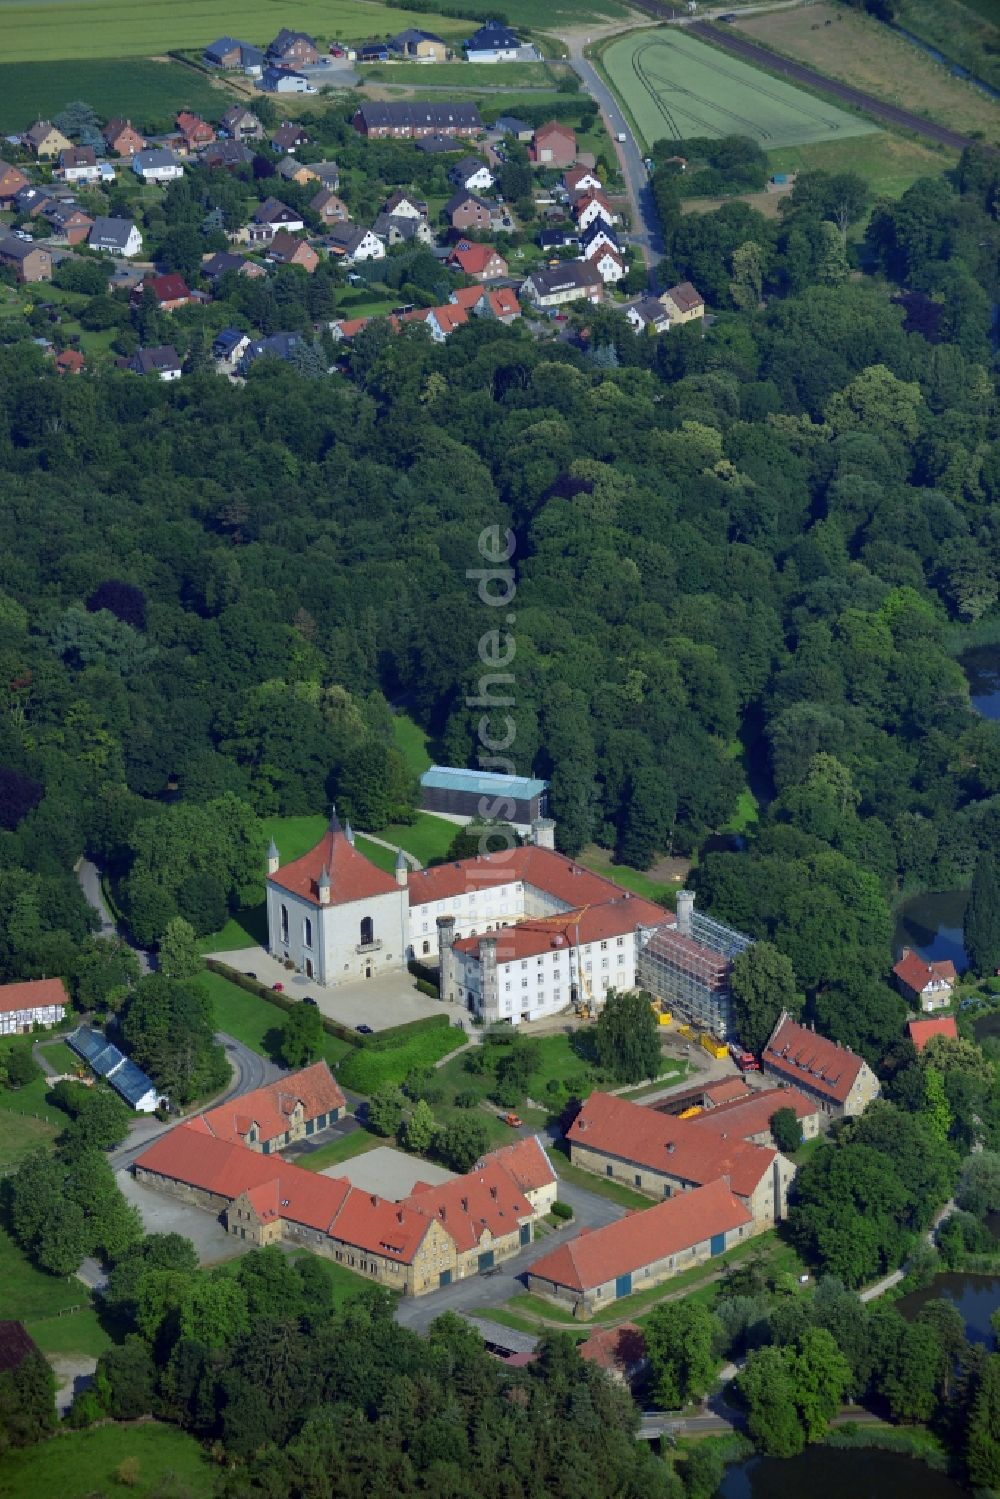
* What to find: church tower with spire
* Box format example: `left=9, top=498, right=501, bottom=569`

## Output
left=265, top=804, right=409, bottom=986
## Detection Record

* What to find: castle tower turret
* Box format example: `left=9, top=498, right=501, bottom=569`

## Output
left=437, top=914, right=457, bottom=1004
left=318, top=864, right=331, bottom=904
left=267, top=837, right=280, bottom=877
left=532, top=817, right=556, bottom=850
left=395, top=849, right=408, bottom=888
left=676, top=889, right=694, bottom=936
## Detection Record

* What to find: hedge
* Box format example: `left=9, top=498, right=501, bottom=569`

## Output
left=551, top=1200, right=573, bottom=1221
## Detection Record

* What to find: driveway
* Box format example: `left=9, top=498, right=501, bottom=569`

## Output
left=117, top=1169, right=255, bottom=1266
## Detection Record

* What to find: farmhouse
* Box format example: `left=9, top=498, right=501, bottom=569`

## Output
left=0, top=237, right=51, bottom=283
left=0, top=978, right=68, bottom=1036
left=527, top=1178, right=753, bottom=1313
left=762, top=1012, right=880, bottom=1119
left=352, top=102, right=482, bottom=140
left=893, top=948, right=958, bottom=1012
left=566, top=1091, right=794, bottom=1225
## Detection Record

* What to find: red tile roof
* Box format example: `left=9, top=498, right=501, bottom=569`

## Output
left=907, top=1016, right=958, bottom=1052
left=451, top=284, right=486, bottom=310
left=534, top=121, right=576, bottom=143
left=487, top=287, right=520, bottom=318
left=55, top=348, right=85, bottom=373
left=701, top=1078, right=754, bottom=1106
left=893, top=948, right=958, bottom=993
left=530, top=1179, right=751, bottom=1292
left=691, top=1086, right=816, bottom=1141
left=577, top=1322, right=646, bottom=1373
left=268, top=819, right=401, bottom=906
left=478, top=1134, right=556, bottom=1194
left=135, top=1121, right=282, bottom=1199
left=447, top=242, right=506, bottom=276
left=404, top=1162, right=532, bottom=1252
left=0, top=977, right=68, bottom=1015
left=201, top=1061, right=344, bottom=1146
left=453, top=894, right=665, bottom=961
left=149, top=273, right=190, bottom=303
left=408, top=844, right=675, bottom=916
left=763, top=1015, right=866, bottom=1104
left=568, top=1092, right=777, bottom=1199
left=243, top=1167, right=350, bottom=1231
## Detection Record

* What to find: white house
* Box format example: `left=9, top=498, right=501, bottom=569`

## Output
left=575, top=195, right=616, bottom=233
left=262, top=66, right=310, bottom=93
left=59, top=146, right=102, bottom=185
left=133, top=149, right=183, bottom=183
left=450, top=156, right=494, bottom=194
left=465, top=21, right=521, bottom=62
left=327, top=224, right=385, bottom=263
left=520, top=261, right=602, bottom=308
left=89, top=216, right=142, bottom=257
left=583, top=242, right=626, bottom=283
left=0, top=978, right=68, bottom=1036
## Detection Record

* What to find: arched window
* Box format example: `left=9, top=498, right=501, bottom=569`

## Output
left=280, top=904, right=289, bottom=942
left=304, top=917, right=313, bottom=948
left=360, top=916, right=374, bottom=946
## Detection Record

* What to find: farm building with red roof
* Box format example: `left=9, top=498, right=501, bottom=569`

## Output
left=0, top=977, right=68, bottom=1036
left=893, top=948, right=958, bottom=1011
left=762, top=1012, right=880, bottom=1119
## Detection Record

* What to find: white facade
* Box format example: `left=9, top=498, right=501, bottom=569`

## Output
left=347, top=230, right=385, bottom=262
left=133, top=153, right=183, bottom=182
left=456, top=164, right=493, bottom=192
left=452, top=928, right=641, bottom=1025
left=63, top=162, right=101, bottom=184
left=576, top=198, right=615, bottom=232
left=585, top=247, right=625, bottom=284
left=0, top=1001, right=66, bottom=1036
left=466, top=44, right=519, bottom=62
left=267, top=879, right=409, bottom=986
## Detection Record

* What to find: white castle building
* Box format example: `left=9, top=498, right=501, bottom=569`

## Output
left=265, top=808, right=673, bottom=1024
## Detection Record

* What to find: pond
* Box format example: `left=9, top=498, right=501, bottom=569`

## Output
left=716, top=1447, right=966, bottom=1499
left=961, top=646, right=1000, bottom=722
left=893, top=889, right=968, bottom=973
left=896, top=1272, right=1000, bottom=1347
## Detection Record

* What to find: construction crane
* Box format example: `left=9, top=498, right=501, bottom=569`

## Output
left=502, top=905, right=598, bottom=1019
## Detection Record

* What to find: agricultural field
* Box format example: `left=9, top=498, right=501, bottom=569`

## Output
left=896, top=0, right=1000, bottom=91
left=0, top=57, right=225, bottom=133
left=0, top=0, right=469, bottom=64
left=361, top=60, right=560, bottom=89
left=766, top=131, right=958, bottom=196
left=0, top=1422, right=214, bottom=1499
left=735, top=2, right=999, bottom=146
left=603, top=28, right=877, bottom=150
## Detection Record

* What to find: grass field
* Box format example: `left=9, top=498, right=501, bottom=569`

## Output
left=897, top=0, right=1000, bottom=92
left=393, top=712, right=433, bottom=778
left=736, top=2, right=999, bottom=146
left=297, top=1128, right=382, bottom=1172
left=197, top=969, right=355, bottom=1068
left=602, top=28, right=878, bottom=150
left=0, top=1111, right=58, bottom=1172
left=0, top=56, right=226, bottom=133
left=0, top=1422, right=214, bottom=1499
left=0, top=0, right=470, bottom=64
left=0, top=1225, right=90, bottom=1323
left=766, top=131, right=957, bottom=195
left=337, top=1022, right=465, bottom=1093
left=27, top=1306, right=113, bottom=1359
left=362, top=60, right=558, bottom=89
left=285, top=1247, right=379, bottom=1308
left=578, top=845, right=677, bottom=904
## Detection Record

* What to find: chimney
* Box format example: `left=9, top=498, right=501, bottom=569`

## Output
left=676, top=890, right=694, bottom=936
left=395, top=848, right=408, bottom=888
left=267, top=837, right=280, bottom=876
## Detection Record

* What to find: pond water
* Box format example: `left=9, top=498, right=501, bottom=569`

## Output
left=716, top=1447, right=965, bottom=1499
left=896, top=1272, right=1000, bottom=1347
left=893, top=889, right=968, bottom=972
left=962, top=646, right=1000, bottom=721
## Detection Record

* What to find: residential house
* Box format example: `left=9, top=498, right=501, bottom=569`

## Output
left=326, top=223, right=384, bottom=263
left=89, top=216, right=142, bottom=257
left=893, top=949, right=958, bottom=1013
left=309, top=160, right=341, bottom=189
left=351, top=102, right=482, bottom=140
left=203, top=141, right=255, bottom=171
left=578, top=219, right=621, bottom=260
left=564, top=165, right=602, bottom=196
left=239, top=331, right=303, bottom=372
left=449, top=156, right=494, bottom=193
left=56, top=145, right=100, bottom=184
left=566, top=1091, right=795, bottom=1226
left=537, top=226, right=579, bottom=252
left=24, top=120, right=72, bottom=160
left=267, top=28, right=319, bottom=67
left=372, top=213, right=435, bottom=247
left=203, top=37, right=264, bottom=75
left=357, top=40, right=390, bottom=63
left=532, top=121, right=576, bottom=168
left=271, top=122, right=309, bottom=154
left=14, top=185, right=54, bottom=217
left=415, top=133, right=464, bottom=155
left=262, top=68, right=310, bottom=94
left=384, top=189, right=428, bottom=219
left=762, top=1012, right=881, bottom=1120
left=102, top=119, right=145, bottom=157
left=267, top=231, right=320, bottom=272
left=213, top=327, right=251, bottom=368
left=907, top=1016, right=959, bottom=1053
left=133, top=149, right=183, bottom=182
left=201, top=250, right=266, bottom=282
left=249, top=198, right=305, bottom=244
left=490, top=115, right=533, bottom=142
left=176, top=112, right=215, bottom=152
left=447, top=241, right=508, bottom=280
left=0, top=977, right=68, bottom=1036
left=658, top=280, right=705, bottom=323
left=311, top=187, right=350, bottom=225
left=131, top=344, right=182, bottom=380
left=390, top=28, right=447, bottom=62
left=465, top=21, right=522, bottom=62
left=220, top=105, right=262, bottom=142
left=527, top=1178, right=753, bottom=1314
left=0, top=237, right=51, bottom=282
left=444, top=191, right=493, bottom=232
left=625, top=297, right=670, bottom=335
left=574, top=191, right=616, bottom=233
left=0, top=161, right=30, bottom=204
left=276, top=158, right=317, bottom=186
left=583, top=241, right=626, bottom=284
left=402, top=303, right=469, bottom=341
left=42, top=201, right=93, bottom=244
left=520, top=260, right=602, bottom=308
left=55, top=348, right=85, bottom=375
left=132, top=273, right=192, bottom=312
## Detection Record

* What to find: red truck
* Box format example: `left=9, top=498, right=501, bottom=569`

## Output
left=729, top=1043, right=760, bottom=1073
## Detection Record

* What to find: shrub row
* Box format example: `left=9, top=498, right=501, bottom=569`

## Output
left=551, top=1200, right=573, bottom=1221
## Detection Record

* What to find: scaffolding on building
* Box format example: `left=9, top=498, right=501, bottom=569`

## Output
left=636, top=898, right=751, bottom=1040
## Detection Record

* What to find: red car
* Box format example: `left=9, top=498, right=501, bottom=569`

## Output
left=272, top=982, right=284, bottom=992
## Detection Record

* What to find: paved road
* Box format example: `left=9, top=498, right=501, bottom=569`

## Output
left=686, top=19, right=999, bottom=156
left=75, top=856, right=151, bottom=973
left=395, top=1177, right=627, bottom=1333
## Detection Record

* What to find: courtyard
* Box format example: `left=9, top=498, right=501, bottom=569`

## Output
left=117, top=1168, right=254, bottom=1266
left=322, top=1144, right=457, bottom=1198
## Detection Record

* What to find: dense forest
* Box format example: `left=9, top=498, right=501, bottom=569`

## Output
left=0, top=138, right=997, bottom=1046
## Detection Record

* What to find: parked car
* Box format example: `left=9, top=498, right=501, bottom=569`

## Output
left=273, top=982, right=284, bottom=992
left=481, top=1265, right=503, bottom=1277
left=303, top=996, right=318, bottom=1007
left=356, top=1023, right=373, bottom=1035
left=502, top=1112, right=522, bottom=1128
left=244, top=971, right=257, bottom=980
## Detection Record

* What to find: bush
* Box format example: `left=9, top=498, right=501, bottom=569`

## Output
left=551, top=1200, right=573, bottom=1221
left=415, top=978, right=439, bottom=998
left=454, top=1090, right=479, bottom=1109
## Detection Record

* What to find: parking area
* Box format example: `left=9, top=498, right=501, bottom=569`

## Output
left=322, top=1145, right=456, bottom=1199
left=208, top=945, right=471, bottom=1034
left=117, top=1169, right=254, bottom=1266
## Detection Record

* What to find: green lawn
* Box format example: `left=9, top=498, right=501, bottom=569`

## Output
left=0, top=1422, right=214, bottom=1499
left=0, top=1043, right=72, bottom=1125
left=0, top=1111, right=59, bottom=1172
left=338, top=1023, right=466, bottom=1094
left=265, top=809, right=454, bottom=868
left=0, top=1226, right=91, bottom=1323
left=362, top=60, right=558, bottom=88
left=27, top=1307, right=113, bottom=1360
left=0, top=57, right=225, bottom=133
left=393, top=712, right=433, bottom=778
left=577, top=845, right=677, bottom=904
left=548, top=1143, right=654, bottom=1211
left=285, top=1248, right=389, bottom=1309
left=766, top=131, right=958, bottom=196
left=196, top=905, right=268, bottom=954
left=0, top=0, right=469, bottom=64
left=263, top=813, right=327, bottom=864
left=297, top=1128, right=382, bottom=1173
left=602, top=29, right=877, bottom=150
left=197, top=969, right=355, bottom=1069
